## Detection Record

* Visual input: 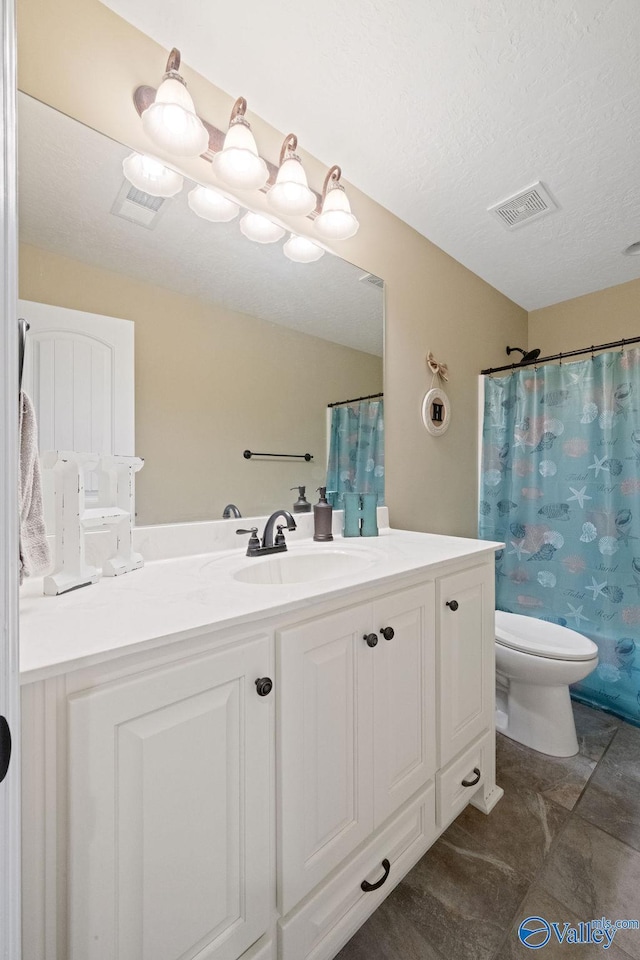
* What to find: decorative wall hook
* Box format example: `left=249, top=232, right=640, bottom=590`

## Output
left=427, top=352, right=449, bottom=383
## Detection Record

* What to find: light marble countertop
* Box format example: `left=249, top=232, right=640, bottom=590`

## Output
left=19, top=526, right=501, bottom=684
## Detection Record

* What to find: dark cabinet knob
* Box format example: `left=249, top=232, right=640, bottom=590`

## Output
left=461, top=767, right=481, bottom=787
left=380, top=626, right=395, bottom=641
left=446, top=600, right=459, bottom=611
left=361, top=858, right=391, bottom=892
left=255, top=677, right=273, bottom=697
left=363, top=633, right=378, bottom=648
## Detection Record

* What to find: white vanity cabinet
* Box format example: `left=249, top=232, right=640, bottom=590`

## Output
left=276, top=584, right=436, bottom=914
left=20, top=535, right=501, bottom=960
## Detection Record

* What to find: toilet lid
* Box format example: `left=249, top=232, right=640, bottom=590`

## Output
left=495, top=610, right=599, bottom=661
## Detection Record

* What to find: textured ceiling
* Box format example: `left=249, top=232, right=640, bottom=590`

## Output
left=18, top=95, right=383, bottom=356
left=101, top=0, right=640, bottom=310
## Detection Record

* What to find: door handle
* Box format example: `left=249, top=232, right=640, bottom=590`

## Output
left=0, top=716, right=12, bottom=784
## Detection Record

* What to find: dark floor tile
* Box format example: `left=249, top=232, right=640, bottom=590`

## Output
left=496, top=733, right=596, bottom=810
left=538, top=816, right=640, bottom=959
left=333, top=890, right=446, bottom=960
left=573, top=701, right=621, bottom=762
left=576, top=723, right=640, bottom=852
left=495, top=884, right=635, bottom=959
left=387, top=820, right=530, bottom=960
left=454, top=780, right=568, bottom=881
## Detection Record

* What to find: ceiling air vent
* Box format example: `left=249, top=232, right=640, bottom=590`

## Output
left=110, top=181, right=169, bottom=229
left=359, top=272, right=384, bottom=289
left=488, top=181, right=558, bottom=231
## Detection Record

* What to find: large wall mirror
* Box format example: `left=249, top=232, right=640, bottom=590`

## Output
left=17, top=93, right=384, bottom=526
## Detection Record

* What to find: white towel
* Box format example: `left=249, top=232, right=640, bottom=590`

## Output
left=19, top=391, right=51, bottom=583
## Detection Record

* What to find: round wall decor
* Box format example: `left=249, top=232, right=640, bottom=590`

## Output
left=421, top=387, right=451, bottom=436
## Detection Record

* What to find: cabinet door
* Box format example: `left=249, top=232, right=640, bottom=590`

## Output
left=68, top=635, right=272, bottom=960
left=372, top=584, right=436, bottom=826
left=438, top=562, right=495, bottom=765
left=277, top=605, right=374, bottom=915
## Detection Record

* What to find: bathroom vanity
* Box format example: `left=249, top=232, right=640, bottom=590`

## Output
left=20, top=518, right=502, bottom=960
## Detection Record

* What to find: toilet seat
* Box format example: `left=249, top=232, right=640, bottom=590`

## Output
left=495, top=610, right=598, bottom=662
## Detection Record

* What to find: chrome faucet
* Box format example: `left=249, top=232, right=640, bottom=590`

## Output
left=237, top=510, right=297, bottom=557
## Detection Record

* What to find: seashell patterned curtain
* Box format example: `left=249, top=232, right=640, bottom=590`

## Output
left=326, top=399, right=385, bottom=504
left=479, top=347, right=640, bottom=724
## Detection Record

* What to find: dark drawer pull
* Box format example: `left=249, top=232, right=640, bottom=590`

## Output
left=380, top=626, right=394, bottom=641
left=255, top=677, right=273, bottom=697
left=0, top=716, right=11, bottom=784
left=361, top=858, right=390, bottom=892
left=446, top=600, right=459, bottom=611
left=461, top=767, right=481, bottom=787
left=363, top=633, right=378, bottom=648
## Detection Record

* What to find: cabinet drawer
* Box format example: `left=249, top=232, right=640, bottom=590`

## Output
left=437, top=730, right=492, bottom=828
left=240, top=935, right=275, bottom=960
left=279, top=782, right=436, bottom=960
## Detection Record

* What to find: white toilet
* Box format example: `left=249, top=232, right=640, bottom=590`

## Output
left=495, top=610, right=599, bottom=757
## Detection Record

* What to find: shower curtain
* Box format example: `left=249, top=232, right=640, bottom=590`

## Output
left=479, top=347, right=640, bottom=724
left=326, top=399, right=385, bottom=504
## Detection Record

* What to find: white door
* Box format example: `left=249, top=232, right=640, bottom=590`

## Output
left=437, top=563, right=495, bottom=765
left=67, top=635, right=272, bottom=960
left=20, top=299, right=134, bottom=459
left=372, top=584, right=436, bottom=826
left=19, top=299, right=134, bottom=524
left=277, top=605, right=375, bottom=915
left=0, top=2, right=21, bottom=957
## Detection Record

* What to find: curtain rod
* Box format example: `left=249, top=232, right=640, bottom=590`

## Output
left=327, top=391, right=383, bottom=408
left=481, top=335, right=640, bottom=375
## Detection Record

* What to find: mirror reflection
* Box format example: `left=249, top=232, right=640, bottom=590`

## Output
left=17, top=93, right=384, bottom=525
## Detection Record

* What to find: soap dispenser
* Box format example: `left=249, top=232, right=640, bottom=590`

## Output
left=291, top=486, right=311, bottom=513
left=313, top=487, right=333, bottom=541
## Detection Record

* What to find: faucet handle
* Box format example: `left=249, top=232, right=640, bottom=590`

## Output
left=275, top=523, right=287, bottom=546
left=237, top=527, right=260, bottom=552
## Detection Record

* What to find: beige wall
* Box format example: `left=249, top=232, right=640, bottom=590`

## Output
left=20, top=243, right=382, bottom=524
left=529, top=277, right=640, bottom=357
left=18, top=0, right=528, bottom=536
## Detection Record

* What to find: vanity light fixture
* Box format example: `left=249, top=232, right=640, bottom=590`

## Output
left=141, top=48, right=209, bottom=158
left=212, top=97, right=269, bottom=191
left=283, top=233, right=325, bottom=263
left=268, top=134, right=317, bottom=217
left=122, top=152, right=184, bottom=198
left=132, top=49, right=360, bottom=262
left=188, top=184, right=239, bottom=222
left=315, top=165, right=359, bottom=240
left=240, top=211, right=285, bottom=244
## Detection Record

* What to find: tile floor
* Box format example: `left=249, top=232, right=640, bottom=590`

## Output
left=336, top=703, right=640, bottom=960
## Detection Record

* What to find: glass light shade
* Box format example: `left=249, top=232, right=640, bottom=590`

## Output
left=188, top=185, right=239, bottom=223
left=239, top=212, right=285, bottom=244
left=122, top=152, right=184, bottom=197
left=268, top=156, right=316, bottom=216
left=314, top=186, right=359, bottom=240
left=142, top=76, right=209, bottom=157
left=283, top=233, right=325, bottom=263
left=212, top=121, right=269, bottom=190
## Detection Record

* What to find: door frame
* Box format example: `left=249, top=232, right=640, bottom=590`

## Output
left=0, top=0, right=22, bottom=956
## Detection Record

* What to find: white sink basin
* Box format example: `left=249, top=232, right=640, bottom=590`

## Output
left=233, top=549, right=376, bottom=585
